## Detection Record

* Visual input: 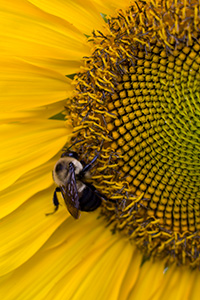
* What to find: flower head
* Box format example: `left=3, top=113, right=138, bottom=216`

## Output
left=1, top=0, right=200, bottom=299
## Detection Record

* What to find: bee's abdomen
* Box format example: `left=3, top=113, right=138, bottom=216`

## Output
left=79, top=184, right=102, bottom=212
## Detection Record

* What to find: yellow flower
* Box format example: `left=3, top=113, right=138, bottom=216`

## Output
left=1, top=0, right=200, bottom=299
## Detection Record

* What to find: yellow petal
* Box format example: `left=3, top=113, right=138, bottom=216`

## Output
left=0, top=119, right=72, bottom=191
left=157, top=265, right=200, bottom=300
left=0, top=0, right=90, bottom=74
left=0, top=187, right=68, bottom=276
left=23, top=58, right=83, bottom=77
left=191, top=271, right=200, bottom=300
left=28, top=0, right=106, bottom=34
left=128, top=258, right=167, bottom=299
left=71, top=240, right=133, bottom=300
left=128, top=260, right=200, bottom=300
left=93, top=0, right=130, bottom=16
left=0, top=58, right=72, bottom=111
left=118, top=251, right=142, bottom=300
left=0, top=100, right=67, bottom=124
left=0, top=212, right=141, bottom=300
left=0, top=156, right=59, bottom=218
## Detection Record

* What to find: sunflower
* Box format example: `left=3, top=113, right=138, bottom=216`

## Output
left=1, top=0, right=200, bottom=299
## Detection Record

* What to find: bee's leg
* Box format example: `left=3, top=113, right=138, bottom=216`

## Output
left=94, top=189, right=116, bottom=204
left=80, top=155, right=99, bottom=175
left=46, top=187, right=60, bottom=216
left=86, top=183, right=116, bottom=204
left=80, top=159, right=86, bottom=167
left=53, top=187, right=61, bottom=208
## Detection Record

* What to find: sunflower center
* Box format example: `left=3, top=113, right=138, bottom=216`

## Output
left=67, top=1, right=200, bottom=267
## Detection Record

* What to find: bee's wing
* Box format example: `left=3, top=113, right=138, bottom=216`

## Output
left=60, top=164, right=80, bottom=219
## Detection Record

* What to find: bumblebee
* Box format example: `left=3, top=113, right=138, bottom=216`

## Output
left=48, top=151, right=103, bottom=219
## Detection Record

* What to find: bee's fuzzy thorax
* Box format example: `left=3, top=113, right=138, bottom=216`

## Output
left=53, top=157, right=83, bottom=186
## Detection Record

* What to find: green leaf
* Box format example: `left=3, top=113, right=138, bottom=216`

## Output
left=49, top=111, right=66, bottom=121
left=65, top=73, right=76, bottom=80
left=100, top=13, right=108, bottom=23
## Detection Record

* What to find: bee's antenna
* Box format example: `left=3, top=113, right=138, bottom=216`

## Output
left=62, top=139, right=84, bottom=152
left=80, top=155, right=99, bottom=174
